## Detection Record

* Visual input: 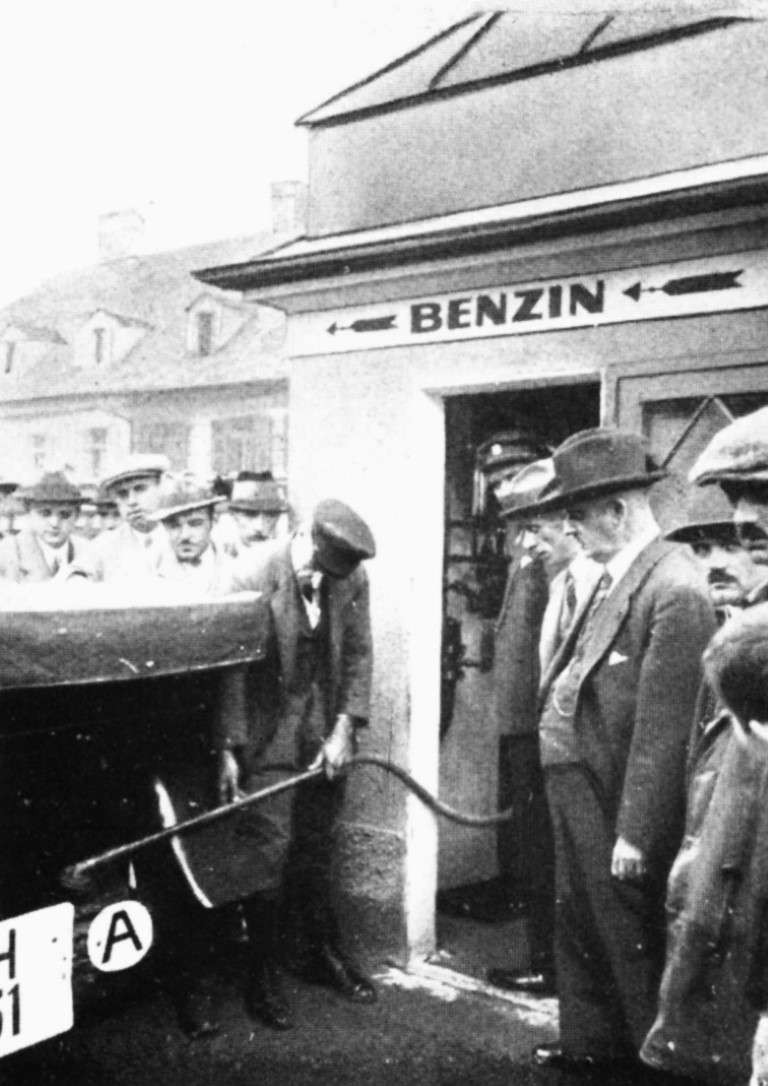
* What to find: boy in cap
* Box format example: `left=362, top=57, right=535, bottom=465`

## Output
left=642, top=603, right=768, bottom=1085
left=91, top=453, right=173, bottom=581
left=0, top=471, right=92, bottom=581
left=217, top=499, right=376, bottom=1030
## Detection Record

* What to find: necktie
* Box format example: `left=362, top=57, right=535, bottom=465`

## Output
left=551, top=569, right=612, bottom=719
left=557, top=571, right=579, bottom=642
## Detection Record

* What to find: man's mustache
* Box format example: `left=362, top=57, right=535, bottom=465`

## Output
left=707, top=571, right=738, bottom=586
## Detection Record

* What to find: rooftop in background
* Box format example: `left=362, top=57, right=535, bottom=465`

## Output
left=0, top=231, right=294, bottom=402
left=297, top=9, right=749, bottom=127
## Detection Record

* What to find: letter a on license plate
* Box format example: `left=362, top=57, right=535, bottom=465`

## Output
left=0, top=903, right=74, bottom=1058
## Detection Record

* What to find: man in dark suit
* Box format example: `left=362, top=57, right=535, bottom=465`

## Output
left=218, top=498, right=376, bottom=1031
left=526, top=429, right=715, bottom=1074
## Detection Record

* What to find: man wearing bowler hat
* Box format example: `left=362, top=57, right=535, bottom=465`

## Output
left=217, top=498, right=376, bottom=1031
left=223, top=471, right=288, bottom=558
left=0, top=471, right=93, bottom=581
left=528, top=428, right=714, bottom=1073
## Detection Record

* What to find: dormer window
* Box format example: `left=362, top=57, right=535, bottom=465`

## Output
left=196, top=311, right=214, bottom=356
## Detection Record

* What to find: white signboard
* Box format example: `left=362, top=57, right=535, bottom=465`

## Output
left=87, top=900, right=153, bottom=973
left=289, top=251, right=767, bottom=356
left=0, top=903, right=74, bottom=1058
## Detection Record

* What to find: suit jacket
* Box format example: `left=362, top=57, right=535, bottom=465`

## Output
left=539, top=537, right=715, bottom=873
left=0, top=528, right=93, bottom=583
left=493, top=553, right=549, bottom=737
left=89, top=521, right=171, bottom=582
left=219, top=539, right=373, bottom=759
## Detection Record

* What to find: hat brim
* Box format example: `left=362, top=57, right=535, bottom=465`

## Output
left=150, top=497, right=223, bottom=522
left=229, top=501, right=288, bottom=515
left=507, top=470, right=667, bottom=519
left=693, top=469, right=768, bottom=487
left=665, top=520, right=737, bottom=543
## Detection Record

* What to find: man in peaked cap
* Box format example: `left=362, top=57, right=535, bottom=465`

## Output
left=216, top=498, right=376, bottom=1030
left=91, top=452, right=173, bottom=581
left=527, top=428, right=714, bottom=1073
left=0, top=471, right=93, bottom=582
left=222, top=471, right=288, bottom=559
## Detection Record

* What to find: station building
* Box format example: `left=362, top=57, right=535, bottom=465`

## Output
left=196, top=10, right=768, bottom=972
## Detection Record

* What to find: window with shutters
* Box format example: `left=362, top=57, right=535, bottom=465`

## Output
left=211, top=415, right=274, bottom=476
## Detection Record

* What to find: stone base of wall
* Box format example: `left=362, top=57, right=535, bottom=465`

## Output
left=333, top=821, right=406, bottom=968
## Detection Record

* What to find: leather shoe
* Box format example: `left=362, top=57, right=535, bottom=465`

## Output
left=305, top=945, right=377, bottom=1004
left=487, top=968, right=556, bottom=996
left=533, top=1043, right=636, bottom=1075
left=245, top=963, right=294, bottom=1031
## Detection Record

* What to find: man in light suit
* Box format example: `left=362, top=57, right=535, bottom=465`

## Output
left=528, top=429, right=715, bottom=1074
left=0, top=471, right=92, bottom=581
left=91, top=453, right=172, bottom=581
left=218, top=498, right=376, bottom=1031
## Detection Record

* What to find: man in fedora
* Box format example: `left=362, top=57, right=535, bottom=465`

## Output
left=148, top=479, right=231, bottom=591
left=217, top=499, right=376, bottom=1031
left=0, top=471, right=93, bottom=581
left=529, top=428, right=714, bottom=1073
left=223, top=471, right=288, bottom=559
left=92, top=453, right=173, bottom=581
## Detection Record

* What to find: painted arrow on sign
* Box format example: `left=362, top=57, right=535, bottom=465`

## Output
left=327, top=315, right=397, bottom=335
left=623, top=270, right=743, bottom=302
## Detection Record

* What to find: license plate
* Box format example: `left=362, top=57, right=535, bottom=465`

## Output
left=0, top=903, right=74, bottom=1058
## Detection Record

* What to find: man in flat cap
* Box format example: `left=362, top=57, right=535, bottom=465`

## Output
left=528, top=428, right=714, bottom=1073
left=0, top=471, right=93, bottom=581
left=217, top=498, right=376, bottom=1031
left=91, top=453, right=173, bottom=581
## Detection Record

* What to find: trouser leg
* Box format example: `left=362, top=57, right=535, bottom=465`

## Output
left=242, top=891, right=293, bottom=1030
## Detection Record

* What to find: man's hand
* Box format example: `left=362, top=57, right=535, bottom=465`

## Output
left=218, top=749, right=242, bottom=804
left=310, top=714, right=355, bottom=780
left=750, top=1013, right=768, bottom=1086
left=611, top=836, right=647, bottom=881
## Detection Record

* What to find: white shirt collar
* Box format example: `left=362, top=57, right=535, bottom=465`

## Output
left=603, top=525, right=659, bottom=593
left=36, top=535, right=69, bottom=571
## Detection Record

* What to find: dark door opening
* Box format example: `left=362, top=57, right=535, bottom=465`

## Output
left=437, top=381, right=600, bottom=981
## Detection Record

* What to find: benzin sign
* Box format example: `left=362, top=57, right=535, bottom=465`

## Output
left=288, top=251, right=767, bottom=356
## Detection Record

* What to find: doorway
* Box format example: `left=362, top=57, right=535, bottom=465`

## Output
left=436, top=381, right=600, bottom=981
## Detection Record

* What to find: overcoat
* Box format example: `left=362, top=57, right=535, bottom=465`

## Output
left=641, top=717, right=768, bottom=1084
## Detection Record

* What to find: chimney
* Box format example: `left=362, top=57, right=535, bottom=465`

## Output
left=97, top=209, right=145, bottom=262
left=270, top=181, right=307, bottom=235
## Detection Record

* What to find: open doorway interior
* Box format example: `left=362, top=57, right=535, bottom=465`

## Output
left=436, top=381, right=600, bottom=981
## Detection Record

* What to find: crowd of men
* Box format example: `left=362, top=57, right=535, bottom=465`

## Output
left=480, top=406, right=768, bottom=1085
left=0, top=454, right=378, bottom=1040
left=7, top=404, right=768, bottom=1081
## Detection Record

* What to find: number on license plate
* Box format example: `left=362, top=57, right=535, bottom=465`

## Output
left=0, top=903, right=73, bottom=1058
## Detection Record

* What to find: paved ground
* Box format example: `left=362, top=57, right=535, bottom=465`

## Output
left=3, top=948, right=680, bottom=1086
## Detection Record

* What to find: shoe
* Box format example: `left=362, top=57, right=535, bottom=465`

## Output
left=172, top=990, right=220, bottom=1041
left=305, top=945, right=377, bottom=1004
left=532, top=1043, right=636, bottom=1075
left=245, top=962, right=294, bottom=1031
left=487, top=968, right=556, bottom=996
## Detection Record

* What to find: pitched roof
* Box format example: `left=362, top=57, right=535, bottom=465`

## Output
left=298, top=9, right=749, bottom=127
left=0, top=232, right=291, bottom=402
